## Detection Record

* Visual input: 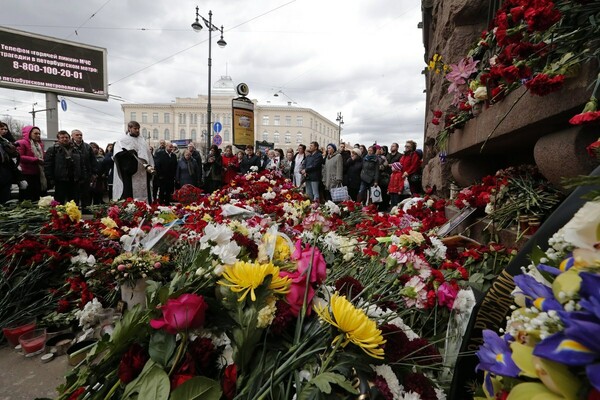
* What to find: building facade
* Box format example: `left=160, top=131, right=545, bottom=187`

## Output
left=121, top=76, right=340, bottom=154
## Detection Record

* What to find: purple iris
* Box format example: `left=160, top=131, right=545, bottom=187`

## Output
left=476, top=330, right=520, bottom=377
left=513, top=274, right=561, bottom=311
left=533, top=272, right=600, bottom=390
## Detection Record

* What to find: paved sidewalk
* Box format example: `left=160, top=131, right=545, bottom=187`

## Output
left=0, top=345, right=69, bottom=400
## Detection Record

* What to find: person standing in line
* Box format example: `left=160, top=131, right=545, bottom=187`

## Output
left=89, top=142, right=106, bottom=205
left=301, top=141, right=324, bottom=203
left=203, top=144, right=223, bottom=193
left=45, top=131, right=83, bottom=204
left=400, top=140, right=422, bottom=195
left=71, top=129, right=97, bottom=212
left=154, top=142, right=178, bottom=204
left=222, top=145, right=239, bottom=185
left=387, top=162, right=405, bottom=208
left=152, top=140, right=167, bottom=201
left=358, top=145, right=379, bottom=204
left=16, top=125, right=46, bottom=201
left=239, top=145, right=261, bottom=174
left=0, top=122, right=22, bottom=204
left=281, top=148, right=295, bottom=180
left=293, top=144, right=306, bottom=187
left=175, top=149, right=201, bottom=188
left=102, top=143, right=115, bottom=201
left=339, top=142, right=351, bottom=165
left=344, top=148, right=363, bottom=201
left=322, top=143, right=343, bottom=201
left=112, top=121, right=154, bottom=202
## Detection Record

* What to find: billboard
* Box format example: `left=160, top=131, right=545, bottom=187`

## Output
left=0, top=27, right=108, bottom=100
left=232, top=97, right=254, bottom=148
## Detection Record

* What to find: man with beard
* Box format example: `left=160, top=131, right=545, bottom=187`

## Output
left=45, top=131, right=83, bottom=204
left=112, top=121, right=155, bottom=201
left=71, top=129, right=97, bottom=212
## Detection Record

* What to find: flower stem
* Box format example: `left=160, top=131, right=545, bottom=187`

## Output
left=320, top=335, right=344, bottom=373
left=103, top=379, right=120, bottom=400
left=168, top=332, right=188, bottom=376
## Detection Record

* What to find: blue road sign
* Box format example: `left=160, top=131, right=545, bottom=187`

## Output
left=213, top=122, right=222, bottom=133
left=60, top=99, right=67, bottom=111
left=213, top=134, right=222, bottom=146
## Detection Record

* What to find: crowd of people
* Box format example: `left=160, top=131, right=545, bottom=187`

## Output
left=1, top=119, right=423, bottom=211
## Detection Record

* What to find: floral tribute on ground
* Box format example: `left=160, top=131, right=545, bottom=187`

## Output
left=0, top=169, right=519, bottom=400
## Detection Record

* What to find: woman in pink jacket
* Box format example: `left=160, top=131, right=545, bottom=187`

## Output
left=17, top=126, right=46, bottom=201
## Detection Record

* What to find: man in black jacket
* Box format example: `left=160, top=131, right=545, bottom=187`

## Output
left=301, top=141, right=324, bottom=202
left=154, top=142, right=178, bottom=205
left=45, top=131, right=83, bottom=204
left=72, top=129, right=97, bottom=212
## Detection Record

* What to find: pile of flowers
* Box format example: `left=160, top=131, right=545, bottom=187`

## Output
left=475, top=200, right=600, bottom=399
left=429, top=1, right=600, bottom=149
left=0, top=168, right=523, bottom=399
left=454, top=165, right=563, bottom=231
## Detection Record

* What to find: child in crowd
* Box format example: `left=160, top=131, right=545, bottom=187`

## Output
left=387, top=161, right=404, bottom=208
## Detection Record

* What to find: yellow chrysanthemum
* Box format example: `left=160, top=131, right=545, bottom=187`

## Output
left=218, top=261, right=291, bottom=302
left=64, top=201, right=81, bottom=222
left=273, top=235, right=291, bottom=261
left=315, top=293, right=386, bottom=359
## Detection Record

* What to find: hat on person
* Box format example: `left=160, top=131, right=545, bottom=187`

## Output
left=352, top=148, right=362, bottom=157
left=353, top=144, right=360, bottom=149
left=374, top=144, right=381, bottom=151
left=391, top=162, right=402, bottom=172
left=327, top=143, right=337, bottom=152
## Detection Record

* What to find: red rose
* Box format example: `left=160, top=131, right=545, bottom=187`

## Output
left=150, top=293, right=208, bottom=334
left=222, top=364, right=237, bottom=400
left=118, top=343, right=148, bottom=384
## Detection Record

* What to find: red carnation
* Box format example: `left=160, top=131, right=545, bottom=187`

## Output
left=403, top=372, right=437, bottom=400
left=570, top=111, right=600, bottom=125
left=118, top=343, right=148, bottom=384
left=525, top=73, right=565, bottom=96
left=524, top=2, right=562, bottom=32
left=67, top=387, right=86, bottom=400
left=431, top=118, right=440, bottom=125
left=587, top=140, right=600, bottom=159
left=334, top=276, right=364, bottom=299
left=510, top=6, right=524, bottom=22
left=433, top=110, right=443, bottom=118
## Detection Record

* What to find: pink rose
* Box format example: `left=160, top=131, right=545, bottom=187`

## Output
left=281, top=271, right=315, bottom=316
left=437, top=282, right=458, bottom=309
left=154, top=262, right=161, bottom=269
left=117, top=264, right=126, bottom=271
left=292, top=240, right=327, bottom=284
left=150, top=293, right=208, bottom=334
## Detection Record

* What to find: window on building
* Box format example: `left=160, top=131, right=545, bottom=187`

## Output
left=310, top=118, right=313, bottom=129
left=225, top=114, right=231, bottom=126
left=191, top=129, right=197, bottom=140
left=152, top=113, right=159, bottom=123
left=296, top=132, right=303, bottom=143
left=130, top=112, right=136, bottom=121
left=179, top=113, right=186, bottom=124
left=180, top=129, right=186, bottom=139
left=200, top=113, right=205, bottom=125
left=153, top=128, right=159, bottom=139
left=285, top=116, right=291, bottom=126
left=262, top=116, right=269, bottom=126
left=224, top=129, right=230, bottom=141
left=165, top=129, right=170, bottom=140
left=274, top=116, right=280, bottom=126
left=142, top=128, right=147, bottom=138
left=273, top=131, right=280, bottom=143
left=296, top=116, right=303, bottom=126
left=262, top=131, right=269, bottom=141
left=141, top=112, right=148, bottom=123
left=191, top=114, right=197, bottom=125
left=164, top=113, right=170, bottom=123
left=285, top=131, right=291, bottom=143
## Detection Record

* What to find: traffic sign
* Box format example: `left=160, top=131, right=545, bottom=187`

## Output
left=60, top=99, right=67, bottom=111
left=213, top=134, right=222, bottom=146
left=213, top=122, right=222, bottom=133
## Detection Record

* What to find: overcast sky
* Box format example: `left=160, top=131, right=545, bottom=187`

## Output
left=0, top=0, right=426, bottom=150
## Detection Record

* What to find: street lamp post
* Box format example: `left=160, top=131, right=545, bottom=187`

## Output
left=336, top=112, right=344, bottom=144
left=191, top=7, right=227, bottom=158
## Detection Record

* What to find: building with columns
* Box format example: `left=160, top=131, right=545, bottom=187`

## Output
left=121, top=76, right=340, bottom=155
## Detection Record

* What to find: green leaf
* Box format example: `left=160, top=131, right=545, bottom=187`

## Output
left=529, top=245, right=546, bottom=266
left=170, top=376, right=222, bottom=400
left=148, top=330, right=176, bottom=367
left=310, top=372, right=357, bottom=395
left=137, top=365, right=170, bottom=400
left=122, top=360, right=157, bottom=399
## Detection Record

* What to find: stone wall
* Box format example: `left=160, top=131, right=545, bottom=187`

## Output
left=420, top=0, right=599, bottom=193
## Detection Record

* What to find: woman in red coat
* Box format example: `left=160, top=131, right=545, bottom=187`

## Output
left=221, top=145, right=239, bottom=186
left=400, top=140, right=422, bottom=195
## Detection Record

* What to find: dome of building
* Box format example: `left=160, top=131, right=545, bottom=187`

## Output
left=213, top=75, right=236, bottom=95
